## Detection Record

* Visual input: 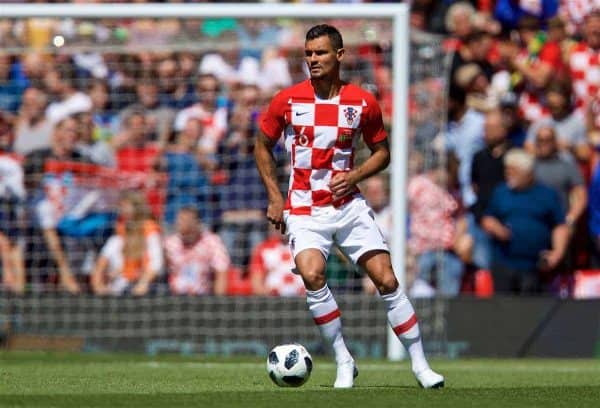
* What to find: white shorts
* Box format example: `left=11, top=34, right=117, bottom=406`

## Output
left=284, top=197, right=389, bottom=265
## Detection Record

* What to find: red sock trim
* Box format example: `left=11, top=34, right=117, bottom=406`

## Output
left=313, top=309, right=341, bottom=325
left=393, top=314, right=418, bottom=335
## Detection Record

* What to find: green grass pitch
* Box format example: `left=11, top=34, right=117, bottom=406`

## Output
left=1, top=352, right=599, bottom=407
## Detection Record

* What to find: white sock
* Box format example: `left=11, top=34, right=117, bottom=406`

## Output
left=306, top=284, right=352, bottom=364
left=381, top=287, right=430, bottom=374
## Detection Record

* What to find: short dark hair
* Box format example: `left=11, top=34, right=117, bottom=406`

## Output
left=306, top=24, right=344, bottom=50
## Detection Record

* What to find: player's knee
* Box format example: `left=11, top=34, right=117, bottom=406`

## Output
left=376, top=274, right=399, bottom=295
left=301, top=269, right=327, bottom=291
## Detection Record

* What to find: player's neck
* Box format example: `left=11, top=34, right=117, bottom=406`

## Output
left=311, top=77, right=344, bottom=100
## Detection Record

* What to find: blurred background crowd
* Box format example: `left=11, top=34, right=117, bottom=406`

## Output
left=0, top=0, right=599, bottom=299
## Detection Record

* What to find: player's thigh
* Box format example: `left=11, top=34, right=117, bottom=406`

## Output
left=336, top=199, right=389, bottom=265
left=336, top=200, right=396, bottom=293
left=286, top=215, right=333, bottom=289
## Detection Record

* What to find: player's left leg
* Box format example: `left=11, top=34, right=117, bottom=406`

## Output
left=287, top=215, right=356, bottom=388
left=336, top=198, right=443, bottom=388
left=359, top=250, right=444, bottom=388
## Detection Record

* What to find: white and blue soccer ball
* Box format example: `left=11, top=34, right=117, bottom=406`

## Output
left=267, top=344, right=313, bottom=387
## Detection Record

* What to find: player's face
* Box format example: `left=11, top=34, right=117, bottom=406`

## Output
left=304, top=36, right=344, bottom=80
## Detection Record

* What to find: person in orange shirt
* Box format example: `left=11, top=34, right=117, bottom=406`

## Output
left=91, top=191, right=163, bottom=296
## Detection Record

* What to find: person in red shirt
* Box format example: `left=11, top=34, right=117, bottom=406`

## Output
left=249, top=224, right=304, bottom=297
left=510, top=16, right=566, bottom=123
left=254, top=24, right=443, bottom=389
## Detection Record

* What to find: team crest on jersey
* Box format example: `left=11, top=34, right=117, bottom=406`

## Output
left=343, top=107, right=358, bottom=126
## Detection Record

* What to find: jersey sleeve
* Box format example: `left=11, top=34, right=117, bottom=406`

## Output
left=259, top=90, right=288, bottom=141
left=361, top=93, right=387, bottom=148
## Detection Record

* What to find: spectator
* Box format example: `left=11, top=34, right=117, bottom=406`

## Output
left=91, top=191, right=163, bottom=296
left=494, top=0, right=559, bottom=30
left=75, top=111, right=115, bottom=167
left=588, top=162, right=600, bottom=267
left=23, top=116, right=89, bottom=293
left=164, top=206, right=229, bottom=296
left=114, top=111, right=164, bottom=218
left=114, top=110, right=161, bottom=171
left=173, top=73, right=228, bottom=155
left=119, top=73, right=175, bottom=147
left=453, top=63, right=495, bottom=112
left=498, top=92, right=527, bottom=147
left=482, top=149, right=569, bottom=294
left=20, top=52, right=47, bottom=89
left=362, top=174, right=392, bottom=243
left=569, top=10, right=600, bottom=124
left=156, top=56, right=194, bottom=109
left=533, top=125, right=587, bottom=231
left=248, top=223, right=304, bottom=297
left=470, top=109, right=512, bottom=271
left=0, top=115, right=25, bottom=294
left=0, top=53, right=29, bottom=114
left=408, top=163, right=465, bottom=297
left=13, top=86, right=53, bottom=155
left=154, top=117, right=212, bottom=229
left=43, top=64, right=92, bottom=125
left=546, top=16, right=576, bottom=66
left=217, top=92, right=286, bottom=268
left=445, top=2, right=477, bottom=47
left=525, top=81, right=591, bottom=163
left=88, top=79, right=118, bottom=144
left=559, top=0, right=600, bottom=35
left=446, top=84, right=485, bottom=208
left=512, top=16, right=566, bottom=124
left=450, top=30, right=495, bottom=83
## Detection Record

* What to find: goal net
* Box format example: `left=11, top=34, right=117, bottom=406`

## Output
left=0, top=4, right=451, bottom=358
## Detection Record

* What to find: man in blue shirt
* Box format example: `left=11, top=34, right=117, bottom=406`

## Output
left=482, top=148, right=569, bottom=294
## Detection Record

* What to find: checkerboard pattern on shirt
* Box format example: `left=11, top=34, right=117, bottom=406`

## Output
left=570, top=42, right=600, bottom=116
left=165, top=231, right=231, bottom=295
left=260, top=80, right=386, bottom=215
left=249, top=238, right=305, bottom=297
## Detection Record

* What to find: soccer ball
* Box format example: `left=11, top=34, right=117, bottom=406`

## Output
left=267, top=344, right=313, bottom=387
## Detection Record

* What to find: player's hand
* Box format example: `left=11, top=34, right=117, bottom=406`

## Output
left=267, top=197, right=286, bottom=234
left=329, top=172, right=356, bottom=200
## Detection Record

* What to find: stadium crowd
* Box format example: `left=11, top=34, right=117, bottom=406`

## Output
left=0, top=1, right=599, bottom=298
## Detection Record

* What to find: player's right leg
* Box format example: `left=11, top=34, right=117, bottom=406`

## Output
left=287, top=214, right=356, bottom=388
left=295, top=249, right=357, bottom=388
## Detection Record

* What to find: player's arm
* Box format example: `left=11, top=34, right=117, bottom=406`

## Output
left=329, top=140, right=390, bottom=200
left=254, top=131, right=286, bottom=233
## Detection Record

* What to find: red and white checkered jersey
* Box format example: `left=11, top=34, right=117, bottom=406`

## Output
left=248, top=237, right=305, bottom=297
left=569, top=42, right=600, bottom=114
left=408, top=174, right=458, bottom=254
left=165, top=231, right=231, bottom=295
left=517, top=42, right=562, bottom=123
left=560, top=0, right=600, bottom=33
left=260, top=80, right=387, bottom=215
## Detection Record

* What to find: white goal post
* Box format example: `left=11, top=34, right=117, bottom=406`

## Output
left=1, top=2, right=410, bottom=360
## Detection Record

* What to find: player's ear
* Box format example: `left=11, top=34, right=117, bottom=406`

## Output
left=336, top=47, right=345, bottom=62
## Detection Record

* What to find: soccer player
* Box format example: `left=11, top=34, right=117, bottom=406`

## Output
left=254, top=24, right=444, bottom=389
